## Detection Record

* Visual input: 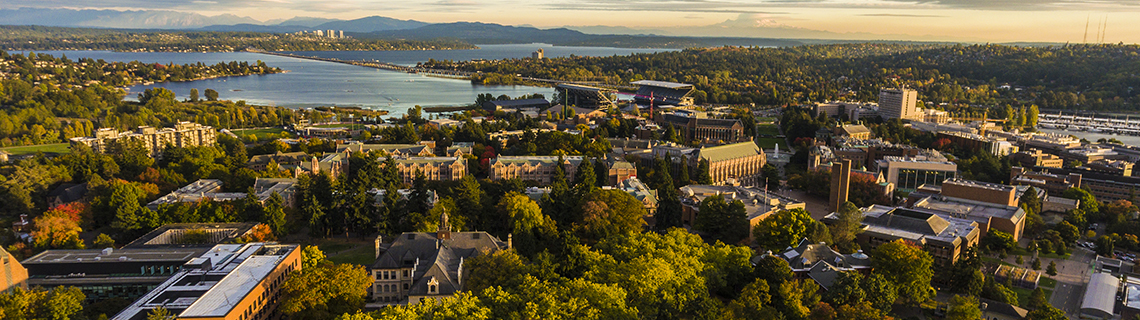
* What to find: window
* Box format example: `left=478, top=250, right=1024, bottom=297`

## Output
left=404, top=283, right=409, bottom=290
left=429, top=285, right=436, bottom=293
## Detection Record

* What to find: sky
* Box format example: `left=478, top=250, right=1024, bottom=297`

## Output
left=6, top=0, right=1140, bottom=43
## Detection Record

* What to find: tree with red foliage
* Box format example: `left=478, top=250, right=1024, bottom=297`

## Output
left=932, top=138, right=952, bottom=151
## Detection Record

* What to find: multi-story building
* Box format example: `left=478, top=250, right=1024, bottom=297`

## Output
left=834, top=124, right=872, bottom=140
left=875, top=156, right=958, bottom=192
left=697, top=141, right=767, bottom=186
left=488, top=156, right=583, bottom=184
left=825, top=205, right=980, bottom=267
left=370, top=212, right=509, bottom=305
left=921, top=108, right=951, bottom=124
left=655, top=111, right=747, bottom=143
left=388, top=157, right=468, bottom=185
left=1010, top=149, right=1064, bottom=168
left=1, top=248, right=27, bottom=292
left=1022, top=133, right=1081, bottom=151
left=1061, top=147, right=1122, bottom=164
left=70, top=122, right=216, bottom=157
left=605, top=158, right=637, bottom=186
left=1009, top=166, right=1082, bottom=197
left=936, top=131, right=1019, bottom=156
left=337, top=143, right=436, bottom=157
left=679, top=184, right=805, bottom=243
left=1082, top=159, right=1134, bottom=176
left=879, top=88, right=919, bottom=121
left=1027, top=166, right=1140, bottom=202
left=110, top=243, right=301, bottom=320
left=911, top=194, right=1027, bottom=241
left=147, top=178, right=298, bottom=209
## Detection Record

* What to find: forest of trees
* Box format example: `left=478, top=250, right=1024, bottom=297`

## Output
left=0, top=26, right=477, bottom=52
left=425, top=43, right=1140, bottom=111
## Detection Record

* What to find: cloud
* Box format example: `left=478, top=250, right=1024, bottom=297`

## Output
left=858, top=13, right=944, bottom=17
left=875, top=0, right=1140, bottom=10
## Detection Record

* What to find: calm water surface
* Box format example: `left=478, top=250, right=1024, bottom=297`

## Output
left=26, top=44, right=674, bottom=117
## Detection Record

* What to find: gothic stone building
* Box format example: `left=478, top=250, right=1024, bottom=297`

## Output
left=369, top=212, right=508, bottom=305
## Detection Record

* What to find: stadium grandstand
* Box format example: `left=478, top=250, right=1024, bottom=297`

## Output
left=631, top=80, right=695, bottom=107
left=556, top=83, right=616, bottom=108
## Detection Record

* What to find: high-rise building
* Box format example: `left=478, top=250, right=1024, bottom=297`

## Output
left=879, top=88, right=919, bottom=120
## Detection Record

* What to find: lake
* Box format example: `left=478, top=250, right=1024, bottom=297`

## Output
left=24, top=44, right=674, bottom=117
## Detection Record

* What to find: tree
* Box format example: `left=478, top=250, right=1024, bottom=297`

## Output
left=499, top=192, right=556, bottom=256
left=1046, top=261, right=1058, bottom=276
left=945, top=295, right=980, bottom=320
left=693, top=194, right=749, bottom=244
left=1032, top=257, right=1042, bottom=270
left=653, top=176, right=683, bottom=231
left=1063, top=187, right=1099, bottom=215
left=1025, top=304, right=1067, bottom=320
left=262, top=192, right=288, bottom=236
left=454, top=175, right=486, bottom=230
left=189, top=88, right=200, bottom=103
left=753, top=208, right=820, bottom=250
left=982, top=230, right=1017, bottom=251
left=148, top=306, right=175, bottom=320
left=695, top=159, right=712, bottom=184
left=31, top=208, right=85, bottom=250
left=830, top=201, right=864, bottom=253
left=871, top=239, right=934, bottom=304
left=94, top=233, right=115, bottom=248
left=301, top=245, right=326, bottom=269
left=1055, top=220, right=1080, bottom=244
left=1028, top=287, right=1049, bottom=310
left=725, top=279, right=779, bottom=320
left=575, top=189, right=646, bottom=243
left=204, top=88, right=219, bottom=101
left=280, top=262, right=373, bottom=320
left=573, top=158, right=596, bottom=194
left=1096, top=235, right=1115, bottom=256
left=753, top=255, right=794, bottom=286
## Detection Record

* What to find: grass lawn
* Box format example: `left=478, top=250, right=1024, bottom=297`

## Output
left=1039, top=277, right=1057, bottom=288
left=756, top=137, right=784, bottom=149
left=316, top=238, right=377, bottom=266
left=231, top=128, right=293, bottom=140
left=0, top=143, right=71, bottom=155
left=1012, top=286, right=1052, bottom=307
left=756, top=117, right=777, bottom=123
left=756, top=124, right=781, bottom=136
left=327, top=245, right=378, bottom=266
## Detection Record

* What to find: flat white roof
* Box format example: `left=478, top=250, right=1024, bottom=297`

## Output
left=180, top=255, right=281, bottom=317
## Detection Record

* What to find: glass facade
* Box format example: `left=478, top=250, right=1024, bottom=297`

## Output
left=896, top=169, right=956, bottom=191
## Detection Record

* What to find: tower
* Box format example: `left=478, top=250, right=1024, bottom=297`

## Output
left=829, top=159, right=852, bottom=213
left=437, top=209, right=451, bottom=240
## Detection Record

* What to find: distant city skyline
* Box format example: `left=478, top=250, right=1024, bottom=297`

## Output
left=2, top=1, right=1138, bottom=43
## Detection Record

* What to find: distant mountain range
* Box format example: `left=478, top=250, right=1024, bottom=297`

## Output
left=0, top=8, right=1032, bottom=47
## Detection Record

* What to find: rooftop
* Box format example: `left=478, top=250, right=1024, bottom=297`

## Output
left=912, top=195, right=1025, bottom=223
left=630, top=80, right=693, bottom=89
left=681, top=185, right=805, bottom=220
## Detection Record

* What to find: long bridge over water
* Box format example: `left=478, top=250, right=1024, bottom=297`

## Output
left=249, top=49, right=637, bottom=91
